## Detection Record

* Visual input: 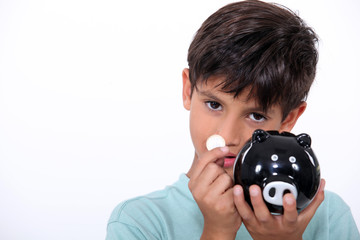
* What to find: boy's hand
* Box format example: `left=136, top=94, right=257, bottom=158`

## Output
left=188, top=147, right=242, bottom=240
left=233, top=179, right=326, bottom=240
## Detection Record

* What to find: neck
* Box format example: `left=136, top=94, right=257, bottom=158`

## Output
left=186, top=152, right=198, bottom=179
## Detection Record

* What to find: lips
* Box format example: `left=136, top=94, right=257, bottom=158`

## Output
left=224, top=153, right=237, bottom=168
left=212, top=151, right=237, bottom=168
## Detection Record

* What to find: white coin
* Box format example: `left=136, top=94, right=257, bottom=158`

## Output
left=206, top=134, right=226, bottom=151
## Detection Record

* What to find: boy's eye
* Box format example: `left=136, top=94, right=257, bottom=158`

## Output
left=249, top=112, right=266, bottom=122
left=206, top=101, right=222, bottom=111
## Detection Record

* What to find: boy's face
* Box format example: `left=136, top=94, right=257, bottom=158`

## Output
left=182, top=69, right=306, bottom=178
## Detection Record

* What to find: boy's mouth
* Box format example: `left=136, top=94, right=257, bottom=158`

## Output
left=224, top=153, right=237, bottom=168
left=214, top=155, right=236, bottom=168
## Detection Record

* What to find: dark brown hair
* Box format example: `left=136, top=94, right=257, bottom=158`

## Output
left=187, top=0, right=318, bottom=120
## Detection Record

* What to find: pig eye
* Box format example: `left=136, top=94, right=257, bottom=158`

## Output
left=271, top=154, right=278, bottom=161
left=289, top=156, right=296, bottom=163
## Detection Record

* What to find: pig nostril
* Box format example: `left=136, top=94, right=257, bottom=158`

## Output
left=283, top=189, right=291, bottom=196
left=263, top=182, right=298, bottom=206
left=269, top=187, right=276, bottom=197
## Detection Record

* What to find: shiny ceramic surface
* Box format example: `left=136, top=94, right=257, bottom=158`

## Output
left=233, top=129, right=321, bottom=214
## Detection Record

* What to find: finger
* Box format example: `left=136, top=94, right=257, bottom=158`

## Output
left=190, top=162, right=225, bottom=196
left=197, top=162, right=225, bottom=184
left=209, top=172, right=233, bottom=195
left=249, top=185, right=272, bottom=223
left=282, top=193, right=298, bottom=227
left=224, top=188, right=242, bottom=221
left=299, top=179, right=326, bottom=223
left=233, top=185, right=257, bottom=225
left=219, top=187, right=239, bottom=213
left=190, top=147, right=229, bottom=181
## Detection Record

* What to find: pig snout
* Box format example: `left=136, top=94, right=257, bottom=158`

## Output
left=262, top=181, right=298, bottom=206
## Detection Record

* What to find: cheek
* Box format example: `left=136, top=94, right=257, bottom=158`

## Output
left=263, top=119, right=283, bottom=132
left=189, top=118, right=206, bottom=152
left=189, top=111, right=213, bottom=154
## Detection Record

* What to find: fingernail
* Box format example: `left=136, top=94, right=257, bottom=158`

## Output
left=285, top=195, right=294, bottom=205
left=234, top=186, right=242, bottom=196
left=250, top=187, right=259, bottom=197
left=220, top=146, right=229, bottom=153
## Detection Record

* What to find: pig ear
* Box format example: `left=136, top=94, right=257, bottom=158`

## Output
left=297, top=133, right=311, bottom=148
left=252, top=129, right=270, bottom=143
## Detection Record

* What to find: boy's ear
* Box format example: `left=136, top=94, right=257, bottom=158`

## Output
left=279, top=102, right=307, bottom=132
left=182, top=68, right=192, bottom=110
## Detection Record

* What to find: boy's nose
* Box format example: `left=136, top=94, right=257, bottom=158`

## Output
left=217, top=117, right=242, bottom=148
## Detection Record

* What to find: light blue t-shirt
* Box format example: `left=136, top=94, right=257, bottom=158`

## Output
left=106, top=174, right=359, bottom=239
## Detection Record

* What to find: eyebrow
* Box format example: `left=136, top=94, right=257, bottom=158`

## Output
left=197, top=89, right=222, bottom=102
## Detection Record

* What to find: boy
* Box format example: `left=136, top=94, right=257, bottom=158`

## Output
left=106, top=1, right=359, bottom=239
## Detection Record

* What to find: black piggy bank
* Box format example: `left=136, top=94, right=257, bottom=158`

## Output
left=233, top=129, right=321, bottom=214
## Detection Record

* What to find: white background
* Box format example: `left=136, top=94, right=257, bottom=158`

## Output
left=1, top=0, right=359, bottom=239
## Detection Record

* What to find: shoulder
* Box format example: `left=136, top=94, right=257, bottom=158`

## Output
left=324, top=190, right=346, bottom=203
left=313, top=190, right=351, bottom=220
left=321, top=190, right=350, bottom=214
left=304, top=190, right=360, bottom=239
left=108, top=173, right=194, bottom=226
left=106, top=174, right=200, bottom=239
left=324, top=190, right=347, bottom=205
